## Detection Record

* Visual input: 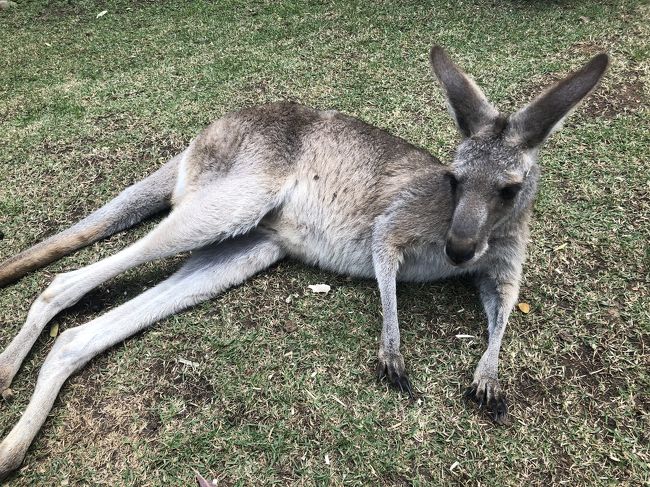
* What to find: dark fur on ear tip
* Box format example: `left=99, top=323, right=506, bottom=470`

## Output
left=575, top=52, right=610, bottom=88
left=429, top=45, right=445, bottom=61
left=588, top=53, right=610, bottom=74
left=428, top=45, right=452, bottom=76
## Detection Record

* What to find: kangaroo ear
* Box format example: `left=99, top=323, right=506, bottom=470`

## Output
left=504, top=53, right=610, bottom=149
left=429, top=45, right=501, bottom=138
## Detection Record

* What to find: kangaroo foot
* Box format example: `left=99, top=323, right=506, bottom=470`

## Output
left=0, top=440, right=26, bottom=481
left=0, top=363, right=14, bottom=399
left=465, top=376, right=508, bottom=424
left=376, top=351, right=413, bottom=398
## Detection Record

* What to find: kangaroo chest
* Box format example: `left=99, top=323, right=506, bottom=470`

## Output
left=266, top=206, right=470, bottom=283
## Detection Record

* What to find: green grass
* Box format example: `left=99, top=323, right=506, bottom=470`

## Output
left=0, top=0, right=648, bottom=485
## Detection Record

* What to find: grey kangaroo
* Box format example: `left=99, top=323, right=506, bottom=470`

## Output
left=0, top=46, right=608, bottom=477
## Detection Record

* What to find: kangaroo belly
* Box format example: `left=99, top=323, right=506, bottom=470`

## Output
left=262, top=176, right=377, bottom=277
left=266, top=209, right=376, bottom=278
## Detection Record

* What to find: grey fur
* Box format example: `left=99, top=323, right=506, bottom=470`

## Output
left=0, top=46, right=609, bottom=478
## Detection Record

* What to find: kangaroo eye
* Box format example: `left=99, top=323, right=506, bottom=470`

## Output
left=500, top=184, right=521, bottom=200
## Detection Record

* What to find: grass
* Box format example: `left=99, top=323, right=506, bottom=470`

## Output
left=0, top=0, right=648, bottom=485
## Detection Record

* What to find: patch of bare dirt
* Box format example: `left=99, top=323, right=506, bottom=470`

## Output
left=515, top=370, right=551, bottom=408
left=76, top=356, right=216, bottom=440
left=511, top=39, right=647, bottom=120
left=558, top=343, right=614, bottom=398
left=147, top=358, right=216, bottom=407
left=513, top=340, right=621, bottom=413
left=36, top=2, right=82, bottom=20
left=381, top=472, right=411, bottom=486
left=517, top=67, right=646, bottom=120
left=582, top=74, right=646, bottom=119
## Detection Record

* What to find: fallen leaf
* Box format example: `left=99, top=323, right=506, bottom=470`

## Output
left=331, top=395, right=347, bottom=407
left=325, top=453, right=330, bottom=465
left=96, top=10, right=107, bottom=18
left=285, top=295, right=292, bottom=303
left=1, top=388, right=14, bottom=401
left=308, top=284, right=331, bottom=294
left=50, top=323, right=59, bottom=337
left=517, top=302, right=531, bottom=314
left=178, top=357, right=199, bottom=367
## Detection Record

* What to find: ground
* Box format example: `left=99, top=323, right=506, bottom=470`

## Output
left=0, top=0, right=648, bottom=485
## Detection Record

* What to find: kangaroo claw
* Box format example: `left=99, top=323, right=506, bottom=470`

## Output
left=376, top=352, right=414, bottom=398
left=465, top=377, right=509, bottom=424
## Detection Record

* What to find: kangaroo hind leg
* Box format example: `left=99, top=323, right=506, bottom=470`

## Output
left=0, top=231, right=285, bottom=479
left=0, top=174, right=287, bottom=396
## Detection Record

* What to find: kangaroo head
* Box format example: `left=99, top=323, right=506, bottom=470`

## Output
left=429, top=46, right=609, bottom=266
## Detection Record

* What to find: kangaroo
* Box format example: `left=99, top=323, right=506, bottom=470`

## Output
left=0, top=46, right=608, bottom=478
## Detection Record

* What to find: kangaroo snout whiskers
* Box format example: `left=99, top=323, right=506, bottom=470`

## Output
left=0, top=45, right=610, bottom=479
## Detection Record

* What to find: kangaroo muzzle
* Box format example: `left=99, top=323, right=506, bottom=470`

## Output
left=445, top=236, right=476, bottom=265
left=445, top=196, right=487, bottom=266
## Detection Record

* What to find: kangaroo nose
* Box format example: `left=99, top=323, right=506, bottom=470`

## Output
left=445, top=239, right=476, bottom=265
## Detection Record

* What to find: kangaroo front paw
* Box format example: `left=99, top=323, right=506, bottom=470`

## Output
left=376, top=351, right=413, bottom=397
left=465, top=376, right=508, bottom=424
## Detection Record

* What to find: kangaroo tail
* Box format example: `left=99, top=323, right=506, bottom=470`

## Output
left=0, top=153, right=183, bottom=287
